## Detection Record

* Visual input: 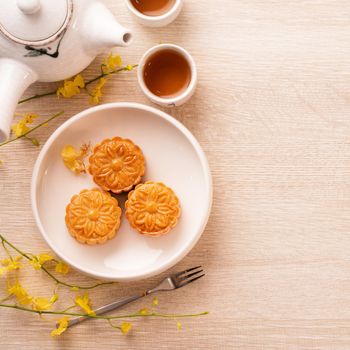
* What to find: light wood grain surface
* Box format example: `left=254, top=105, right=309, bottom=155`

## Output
left=2, top=0, right=350, bottom=349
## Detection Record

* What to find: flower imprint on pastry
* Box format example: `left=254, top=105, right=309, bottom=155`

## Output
left=89, top=137, right=145, bottom=194
left=65, top=189, right=122, bottom=245
left=125, top=181, right=181, bottom=236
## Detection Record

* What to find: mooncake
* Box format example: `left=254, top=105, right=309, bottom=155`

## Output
left=125, top=181, right=181, bottom=236
left=88, top=137, right=145, bottom=194
left=65, top=188, right=122, bottom=245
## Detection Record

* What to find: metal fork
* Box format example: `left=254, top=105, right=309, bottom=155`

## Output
left=67, top=266, right=205, bottom=328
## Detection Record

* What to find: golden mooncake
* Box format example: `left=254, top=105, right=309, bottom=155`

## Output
left=88, top=137, right=145, bottom=194
left=125, top=181, right=181, bottom=236
left=65, top=189, right=122, bottom=245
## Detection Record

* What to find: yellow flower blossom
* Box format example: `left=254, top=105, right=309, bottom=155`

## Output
left=89, top=77, right=107, bottom=105
left=139, top=307, right=150, bottom=316
left=0, top=267, right=4, bottom=277
left=55, top=261, right=70, bottom=274
left=103, top=53, right=122, bottom=73
left=30, top=253, right=54, bottom=270
left=71, top=286, right=79, bottom=292
left=29, top=258, right=41, bottom=270
left=120, top=322, right=132, bottom=335
left=1, top=258, right=10, bottom=266
left=50, top=294, right=59, bottom=304
left=51, top=317, right=69, bottom=337
left=38, top=253, right=54, bottom=264
left=2, top=256, right=22, bottom=271
left=125, top=64, right=134, bottom=71
left=152, top=297, right=159, bottom=307
left=57, top=74, right=85, bottom=98
left=75, top=293, right=95, bottom=315
left=61, top=143, right=90, bottom=174
left=11, top=113, right=38, bottom=137
left=176, top=321, right=182, bottom=330
left=32, top=297, right=52, bottom=311
left=7, top=281, right=32, bottom=306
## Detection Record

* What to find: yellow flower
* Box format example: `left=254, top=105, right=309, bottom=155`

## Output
left=29, top=258, right=41, bottom=270
left=30, top=253, right=53, bottom=270
left=32, top=297, right=52, bottom=311
left=61, top=143, right=90, bottom=174
left=152, top=297, right=159, bottom=307
left=55, top=261, right=70, bottom=274
left=2, top=256, right=22, bottom=271
left=0, top=267, right=4, bottom=277
left=139, top=307, right=150, bottom=316
left=120, top=322, right=132, bottom=335
left=125, top=64, right=134, bottom=71
left=11, top=113, right=38, bottom=137
left=75, top=293, right=95, bottom=315
left=38, top=253, right=54, bottom=264
left=7, top=281, right=32, bottom=306
left=176, top=321, right=182, bottom=330
left=51, top=317, right=69, bottom=337
left=89, top=77, right=107, bottom=105
left=1, top=258, right=10, bottom=266
left=23, top=114, right=38, bottom=124
left=71, top=286, right=79, bottom=292
left=57, top=74, right=85, bottom=98
left=103, top=53, right=122, bottom=73
left=50, top=294, right=59, bottom=304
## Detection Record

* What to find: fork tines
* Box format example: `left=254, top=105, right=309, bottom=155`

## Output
left=174, top=266, right=205, bottom=287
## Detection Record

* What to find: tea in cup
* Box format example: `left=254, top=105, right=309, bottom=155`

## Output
left=138, top=44, right=197, bottom=107
left=125, top=0, right=183, bottom=27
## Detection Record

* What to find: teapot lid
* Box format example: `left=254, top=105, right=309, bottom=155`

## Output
left=0, top=0, right=73, bottom=47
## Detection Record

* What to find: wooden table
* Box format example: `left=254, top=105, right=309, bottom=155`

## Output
left=2, top=1, right=350, bottom=349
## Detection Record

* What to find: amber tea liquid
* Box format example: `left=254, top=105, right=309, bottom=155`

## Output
left=143, top=49, right=191, bottom=99
left=130, top=0, right=176, bottom=16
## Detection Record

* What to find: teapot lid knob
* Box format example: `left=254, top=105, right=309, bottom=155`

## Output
left=17, top=0, right=41, bottom=15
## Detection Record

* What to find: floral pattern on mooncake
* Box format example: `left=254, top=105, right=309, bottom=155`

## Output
left=125, top=181, right=181, bottom=236
left=65, top=189, right=122, bottom=245
left=88, top=137, right=145, bottom=194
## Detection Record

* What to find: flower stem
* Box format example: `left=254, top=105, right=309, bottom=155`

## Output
left=0, top=111, right=64, bottom=148
left=18, top=65, right=138, bottom=105
left=0, top=303, right=208, bottom=320
left=0, top=234, right=115, bottom=290
left=1, top=240, right=13, bottom=261
left=19, top=91, right=58, bottom=104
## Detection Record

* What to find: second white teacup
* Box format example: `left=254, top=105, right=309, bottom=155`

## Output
left=137, top=44, right=197, bottom=107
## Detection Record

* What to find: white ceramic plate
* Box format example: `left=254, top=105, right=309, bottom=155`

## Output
left=31, top=103, right=212, bottom=281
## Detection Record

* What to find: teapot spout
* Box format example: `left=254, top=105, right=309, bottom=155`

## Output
left=0, top=59, right=38, bottom=142
left=82, top=2, right=133, bottom=52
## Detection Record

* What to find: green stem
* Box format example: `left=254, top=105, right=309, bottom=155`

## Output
left=107, top=319, right=121, bottom=329
left=0, top=295, right=13, bottom=303
left=61, top=305, right=77, bottom=313
left=19, top=91, right=57, bottom=104
left=0, top=303, right=208, bottom=320
left=18, top=65, right=138, bottom=105
left=84, top=65, right=138, bottom=86
left=0, top=234, right=115, bottom=290
left=0, top=111, right=64, bottom=148
left=1, top=240, right=13, bottom=261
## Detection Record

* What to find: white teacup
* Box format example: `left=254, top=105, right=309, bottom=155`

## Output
left=125, top=0, right=183, bottom=27
left=137, top=44, right=197, bottom=107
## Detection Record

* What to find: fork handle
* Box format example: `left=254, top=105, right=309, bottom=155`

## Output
left=67, top=293, right=144, bottom=328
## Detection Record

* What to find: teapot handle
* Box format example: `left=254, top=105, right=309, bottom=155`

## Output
left=0, top=59, right=38, bottom=142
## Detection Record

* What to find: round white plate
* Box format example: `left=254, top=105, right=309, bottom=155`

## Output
left=31, top=103, right=212, bottom=281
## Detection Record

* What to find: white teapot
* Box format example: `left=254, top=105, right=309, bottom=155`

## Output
left=0, top=0, right=133, bottom=141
